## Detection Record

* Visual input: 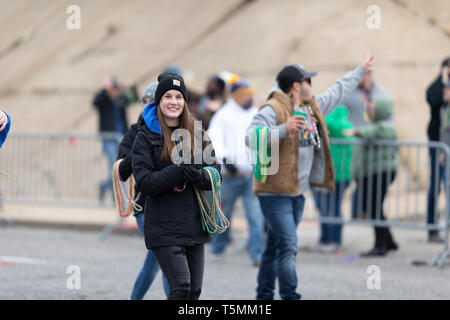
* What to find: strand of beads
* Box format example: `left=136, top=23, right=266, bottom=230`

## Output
left=112, top=159, right=143, bottom=217
left=194, top=167, right=230, bottom=235
left=304, top=104, right=322, bottom=151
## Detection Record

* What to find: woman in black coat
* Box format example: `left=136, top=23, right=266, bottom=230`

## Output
left=426, top=57, right=450, bottom=242
left=132, top=72, right=221, bottom=300
left=116, top=82, right=170, bottom=299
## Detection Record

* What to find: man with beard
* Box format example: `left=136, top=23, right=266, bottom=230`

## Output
left=246, top=53, right=374, bottom=300
left=197, top=75, right=227, bottom=130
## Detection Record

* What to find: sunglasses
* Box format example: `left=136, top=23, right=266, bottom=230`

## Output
left=300, top=78, right=311, bottom=85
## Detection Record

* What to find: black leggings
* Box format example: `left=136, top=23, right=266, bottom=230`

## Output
left=362, top=171, right=397, bottom=248
left=152, top=244, right=205, bottom=300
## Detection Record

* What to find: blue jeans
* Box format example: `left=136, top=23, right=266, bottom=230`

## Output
left=256, top=195, right=305, bottom=300
left=99, top=139, right=119, bottom=201
left=312, top=181, right=350, bottom=246
left=130, top=213, right=170, bottom=300
left=427, top=148, right=446, bottom=237
left=210, top=175, right=264, bottom=263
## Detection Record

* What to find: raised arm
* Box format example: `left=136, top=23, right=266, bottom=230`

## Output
left=317, top=53, right=374, bottom=116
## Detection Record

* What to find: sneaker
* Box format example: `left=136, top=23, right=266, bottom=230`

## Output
left=360, top=247, right=387, bottom=257
left=428, top=234, right=444, bottom=243
left=313, top=242, right=327, bottom=252
left=211, top=252, right=225, bottom=260
left=331, top=244, right=343, bottom=254
left=387, top=242, right=398, bottom=251
left=315, top=243, right=336, bottom=253
left=252, top=258, right=261, bottom=267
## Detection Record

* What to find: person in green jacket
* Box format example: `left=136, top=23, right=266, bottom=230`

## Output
left=312, top=105, right=353, bottom=254
left=352, top=98, right=399, bottom=257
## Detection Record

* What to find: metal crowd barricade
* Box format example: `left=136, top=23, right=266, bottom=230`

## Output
left=302, top=138, right=449, bottom=268
left=0, top=132, right=125, bottom=234
left=1, top=132, right=449, bottom=265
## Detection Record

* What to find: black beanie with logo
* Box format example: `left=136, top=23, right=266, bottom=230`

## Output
left=154, top=72, right=188, bottom=106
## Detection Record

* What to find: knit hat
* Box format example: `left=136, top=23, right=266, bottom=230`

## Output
left=218, top=71, right=240, bottom=86
left=163, top=64, right=182, bottom=76
left=141, top=81, right=158, bottom=102
left=154, top=72, right=188, bottom=106
left=276, top=64, right=317, bottom=93
left=230, top=79, right=255, bottom=102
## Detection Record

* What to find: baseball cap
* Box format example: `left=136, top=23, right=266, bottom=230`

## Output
left=230, top=79, right=255, bottom=101
left=276, top=64, right=317, bottom=92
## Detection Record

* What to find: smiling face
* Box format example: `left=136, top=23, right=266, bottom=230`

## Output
left=159, top=89, right=185, bottom=123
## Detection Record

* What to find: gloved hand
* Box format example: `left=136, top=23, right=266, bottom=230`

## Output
left=190, top=150, right=204, bottom=170
left=223, top=157, right=238, bottom=175
left=184, top=165, right=202, bottom=184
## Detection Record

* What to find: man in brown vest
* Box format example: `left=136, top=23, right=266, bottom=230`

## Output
left=246, top=54, right=375, bottom=300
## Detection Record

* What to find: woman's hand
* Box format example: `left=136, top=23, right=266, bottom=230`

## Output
left=184, top=165, right=202, bottom=183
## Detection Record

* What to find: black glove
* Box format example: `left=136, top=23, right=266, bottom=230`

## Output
left=190, top=150, right=204, bottom=170
left=184, top=165, right=202, bottom=184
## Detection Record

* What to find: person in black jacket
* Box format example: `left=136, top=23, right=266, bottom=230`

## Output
left=132, top=72, right=221, bottom=300
left=93, top=76, right=130, bottom=202
left=426, top=57, right=450, bottom=243
left=116, top=81, right=170, bottom=299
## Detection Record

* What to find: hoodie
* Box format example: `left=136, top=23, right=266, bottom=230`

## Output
left=325, top=106, right=354, bottom=182
left=142, top=102, right=162, bottom=135
left=351, top=98, right=398, bottom=178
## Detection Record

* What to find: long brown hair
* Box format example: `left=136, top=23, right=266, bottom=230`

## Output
left=157, top=102, right=209, bottom=163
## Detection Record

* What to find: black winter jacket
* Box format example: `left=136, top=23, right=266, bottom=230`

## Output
left=426, top=76, right=444, bottom=141
left=93, top=89, right=129, bottom=132
left=131, top=123, right=221, bottom=249
left=116, top=116, right=144, bottom=215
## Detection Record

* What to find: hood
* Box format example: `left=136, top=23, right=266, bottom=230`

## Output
left=142, top=101, right=162, bottom=135
left=325, top=105, right=353, bottom=138
left=373, top=98, right=393, bottom=122
left=266, top=81, right=283, bottom=100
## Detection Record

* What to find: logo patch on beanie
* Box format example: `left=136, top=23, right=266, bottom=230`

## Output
left=173, top=79, right=180, bottom=86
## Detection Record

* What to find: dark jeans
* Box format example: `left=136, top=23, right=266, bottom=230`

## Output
left=211, top=175, right=264, bottom=263
left=427, top=148, right=446, bottom=237
left=361, top=171, right=397, bottom=249
left=152, top=244, right=205, bottom=300
left=99, top=139, right=119, bottom=201
left=312, top=181, right=350, bottom=246
left=256, top=195, right=305, bottom=300
left=351, top=183, right=360, bottom=219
